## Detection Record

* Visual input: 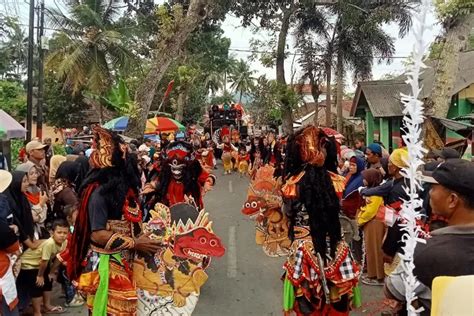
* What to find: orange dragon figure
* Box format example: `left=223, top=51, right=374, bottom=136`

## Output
left=134, top=203, right=225, bottom=315
left=241, top=165, right=291, bottom=257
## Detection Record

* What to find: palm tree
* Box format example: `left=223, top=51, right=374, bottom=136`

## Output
left=45, top=0, right=136, bottom=95
left=295, top=0, right=419, bottom=131
left=0, top=16, right=28, bottom=78
left=229, top=59, right=255, bottom=104
left=204, top=70, right=225, bottom=96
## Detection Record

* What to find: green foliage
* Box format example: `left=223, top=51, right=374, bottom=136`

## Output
left=435, top=0, right=474, bottom=25
left=10, top=139, right=23, bottom=170
left=210, top=92, right=234, bottom=105
left=228, top=59, right=256, bottom=102
left=0, top=80, right=26, bottom=120
left=43, top=72, right=89, bottom=127
left=46, top=0, right=137, bottom=95
left=96, top=78, right=140, bottom=118
left=53, top=144, right=66, bottom=156
left=247, top=76, right=301, bottom=127
left=0, top=15, right=28, bottom=79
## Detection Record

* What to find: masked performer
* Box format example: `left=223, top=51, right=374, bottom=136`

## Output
left=68, top=127, right=161, bottom=316
left=216, top=128, right=237, bottom=175
left=281, top=125, right=360, bottom=316
left=153, top=141, right=215, bottom=210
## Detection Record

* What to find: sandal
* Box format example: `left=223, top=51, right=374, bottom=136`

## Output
left=65, top=295, right=85, bottom=307
left=43, top=305, right=66, bottom=314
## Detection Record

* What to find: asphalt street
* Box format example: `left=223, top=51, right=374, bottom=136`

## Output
left=54, top=166, right=385, bottom=316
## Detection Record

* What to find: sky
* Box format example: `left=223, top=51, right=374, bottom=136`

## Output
left=2, top=0, right=442, bottom=92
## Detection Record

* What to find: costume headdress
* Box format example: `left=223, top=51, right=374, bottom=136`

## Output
left=89, top=126, right=128, bottom=169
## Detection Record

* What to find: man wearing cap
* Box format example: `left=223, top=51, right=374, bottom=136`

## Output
left=25, top=140, right=49, bottom=190
left=433, top=147, right=460, bottom=162
left=385, top=159, right=474, bottom=313
left=366, top=143, right=388, bottom=178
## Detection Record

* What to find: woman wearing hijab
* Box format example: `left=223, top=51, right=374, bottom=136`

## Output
left=51, top=161, right=79, bottom=220
left=49, top=155, right=66, bottom=185
left=16, top=162, right=49, bottom=239
left=341, top=156, right=365, bottom=219
left=358, top=169, right=385, bottom=286
left=3, top=171, right=41, bottom=251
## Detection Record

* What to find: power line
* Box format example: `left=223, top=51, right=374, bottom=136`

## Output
left=228, top=47, right=410, bottom=59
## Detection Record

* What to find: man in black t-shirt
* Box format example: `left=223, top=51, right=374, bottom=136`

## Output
left=385, top=159, right=474, bottom=313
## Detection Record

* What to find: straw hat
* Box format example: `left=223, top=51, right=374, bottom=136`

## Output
left=0, top=170, right=12, bottom=193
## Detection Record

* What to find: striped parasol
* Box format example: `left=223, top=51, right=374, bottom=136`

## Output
left=145, top=117, right=185, bottom=134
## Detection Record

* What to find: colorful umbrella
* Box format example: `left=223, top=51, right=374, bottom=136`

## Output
left=145, top=117, right=185, bottom=134
left=0, top=110, right=27, bottom=140
left=102, top=116, right=129, bottom=131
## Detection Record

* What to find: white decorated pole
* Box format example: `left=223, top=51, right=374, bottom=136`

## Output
left=398, top=0, right=431, bottom=314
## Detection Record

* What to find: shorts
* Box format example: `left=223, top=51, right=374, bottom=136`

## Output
left=17, top=266, right=52, bottom=298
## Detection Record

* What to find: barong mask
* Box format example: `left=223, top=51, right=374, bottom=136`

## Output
left=162, top=142, right=194, bottom=181
left=89, top=127, right=128, bottom=169
left=295, top=126, right=326, bottom=167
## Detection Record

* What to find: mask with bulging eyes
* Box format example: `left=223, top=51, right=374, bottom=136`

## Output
left=170, top=158, right=185, bottom=180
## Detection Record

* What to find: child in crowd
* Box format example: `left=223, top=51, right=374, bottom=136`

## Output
left=16, top=219, right=69, bottom=315
left=56, top=204, right=84, bottom=307
left=357, top=169, right=385, bottom=286
left=237, top=145, right=250, bottom=177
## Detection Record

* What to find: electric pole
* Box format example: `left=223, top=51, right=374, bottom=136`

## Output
left=36, top=0, right=45, bottom=140
left=26, top=0, right=35, bottom=141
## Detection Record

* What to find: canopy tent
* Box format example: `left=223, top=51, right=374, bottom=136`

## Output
left=0, top=110, right=27, bottom=140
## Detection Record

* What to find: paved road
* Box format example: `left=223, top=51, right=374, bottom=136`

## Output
left=56, top=166, right=385, bottom=316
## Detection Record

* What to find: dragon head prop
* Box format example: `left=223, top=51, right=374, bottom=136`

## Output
left=242, top=165, right=282, bottom=217
left=145, top=202, right=225, bottom=265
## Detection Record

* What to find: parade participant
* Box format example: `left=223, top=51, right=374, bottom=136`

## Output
left=242, top=165, right=290, bottom=257
left=216, top=128, right=237, bottom=175
left=68, top=127, right=161, bottom=315
left=236, top=145, right=250, bottom=176
left=134, top=202, right=225, bottom=315
left=153, top=141, right=215, bottom=210
left=282, top=125, right=360, bottom=316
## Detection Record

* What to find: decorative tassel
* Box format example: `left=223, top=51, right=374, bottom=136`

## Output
left=398, top=0, right=432, bottom=314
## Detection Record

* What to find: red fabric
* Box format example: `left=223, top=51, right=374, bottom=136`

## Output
left=205, top=150, right=215, bottom=168
left=24, top=191, right=40, bottom=205
left=0, top=241, right=20, bottom=277
left=166, top=180, right=185, bottom=207
left=18, top=148, right=26, bottom=163
left=67, top=183, right=98, bottom=280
